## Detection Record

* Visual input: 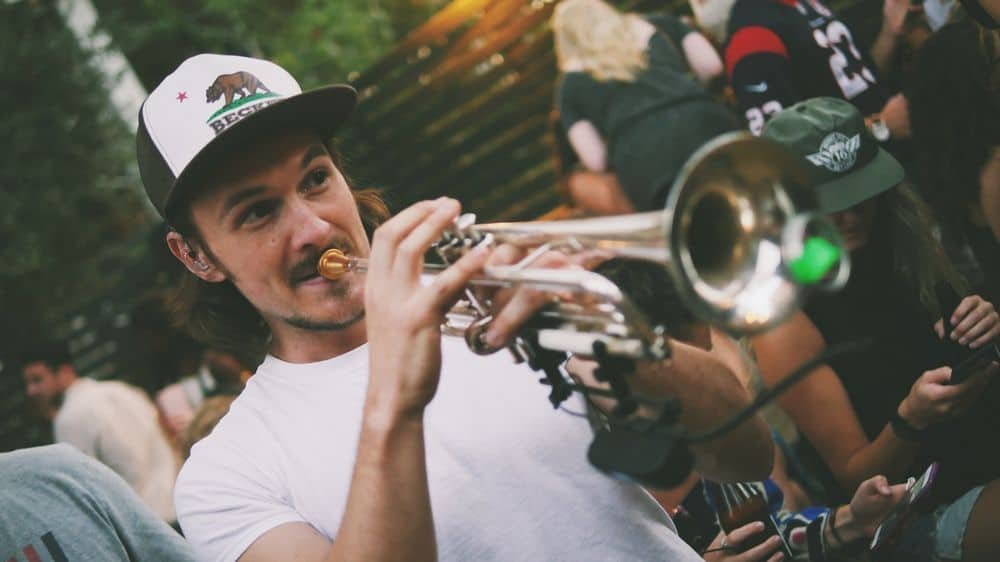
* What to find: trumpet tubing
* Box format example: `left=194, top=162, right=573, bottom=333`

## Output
left=316, top=132, right=849, bottom=359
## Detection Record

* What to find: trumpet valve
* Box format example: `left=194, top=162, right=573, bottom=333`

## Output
left=318, top=248, right=352, bottom=280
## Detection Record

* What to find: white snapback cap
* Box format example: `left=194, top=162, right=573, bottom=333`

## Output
left=137, top=53, right=357, bottom=220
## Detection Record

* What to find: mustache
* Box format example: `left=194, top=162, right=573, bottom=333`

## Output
left=289, top=240, right=354, bottom=286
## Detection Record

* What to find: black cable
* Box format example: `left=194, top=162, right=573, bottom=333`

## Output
left=542, top=380, right=668, bottom=409
left=684, top=338, right=873, bottom=444
left=542, top=338, right=872, bottom=444
left=558, top=405, right=590, bottom=418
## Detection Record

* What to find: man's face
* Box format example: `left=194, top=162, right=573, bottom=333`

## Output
left=22, top=362, right=64, bottom=414
left=187, top=130, right=371, bottom=333
left=828, top=198, right=877, bottom=252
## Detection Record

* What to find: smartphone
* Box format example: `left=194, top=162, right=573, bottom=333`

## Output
left=949, top=342, right=1000, bottom=385
left=935, top=283, right=999, bottom=384
left=870, top=463, right=939, bottom=552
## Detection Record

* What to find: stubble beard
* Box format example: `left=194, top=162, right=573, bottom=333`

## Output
left=284, top=277, right=366, bottom=332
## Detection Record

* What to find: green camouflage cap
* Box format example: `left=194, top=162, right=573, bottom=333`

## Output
left=762, top=97, right=904, bottom=213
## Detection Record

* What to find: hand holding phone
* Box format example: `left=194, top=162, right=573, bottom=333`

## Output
left=949, top=343, right=1000, bottom=385
left=870, top=463, right=938, bottom=552
left=935, top=284, right=1000, bottom=384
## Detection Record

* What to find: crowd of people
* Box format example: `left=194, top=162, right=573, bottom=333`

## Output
left=4, top=0, right=1000, bottom=561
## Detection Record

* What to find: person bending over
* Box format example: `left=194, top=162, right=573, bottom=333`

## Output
left=552, top=0, right=740, bottom=212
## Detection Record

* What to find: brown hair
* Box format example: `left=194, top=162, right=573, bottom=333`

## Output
left=875, top=183, right=967, bottom=316
left=165, top=145, right=390, bottom=365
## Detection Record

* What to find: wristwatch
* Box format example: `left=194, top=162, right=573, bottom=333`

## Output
left=890, top=411, right=928, bottom=442
left=869, top=116, right=891, bottom=142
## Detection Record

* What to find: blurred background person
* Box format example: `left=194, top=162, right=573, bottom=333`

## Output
left=548, top=108, right=635, bottom=216
left=723, top=0, right=911, bottom=139
left=2, top=444, right=195, bottom=561
left=179, top=394, right=237, bottom=460
left=908, top=19, right=1000, bottom=297
left=754, top=97, right=1000, bottom=562
left=552, top=0, right=740, bottom=214
left=19, top=341, right=179, bottom=524
left=155, top=347, right=249, bottom=450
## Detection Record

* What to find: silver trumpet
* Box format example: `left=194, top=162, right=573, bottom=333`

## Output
left=318, top=132, right=849, bottom=360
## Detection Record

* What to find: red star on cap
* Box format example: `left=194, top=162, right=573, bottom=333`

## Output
left=176, top=91, right=188, bottom=102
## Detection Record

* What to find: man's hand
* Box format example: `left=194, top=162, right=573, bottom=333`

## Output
left=899, top=364, right=1000, bottom=429
left=934, top=294, right=1000, bottom=348
left=703, top=522, right=785, bottom=562
left=475, top=244, right=588, bottom=351
left=365, top=197, right=490, bottom=417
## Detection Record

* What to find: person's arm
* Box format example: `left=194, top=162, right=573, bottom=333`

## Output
left=570, top=336, right=774, bottom=482
left=723, top=27, right=800, bottom=135
left=681, top=32, right=725, bottom=86
left=751, top=312, right=920, bottom=492
left=565, top=170, right=636, bottom=216
left=871, top=93, right=911, bottom=140
left=978, top=147, right=1000, bottom=242
left=869, top=0, right=913, bottom=76
left=566, top=121, right=608, bottom=172
left=242, top=199, right=492, bottom=562
left=822, top=475, right=907, bottom=548
left=557, top=76, right=608, bottom=173
left=650, top=12, right=723, bottom=86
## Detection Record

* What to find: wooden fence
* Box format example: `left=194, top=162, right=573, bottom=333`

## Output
left=339, top=0, right=877, bottom=220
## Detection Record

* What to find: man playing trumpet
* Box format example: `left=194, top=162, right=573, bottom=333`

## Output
left=139, top=54, right=774, bottom=562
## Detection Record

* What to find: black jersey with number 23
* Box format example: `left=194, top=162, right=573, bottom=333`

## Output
left=724, top=0, right=888, bottom=134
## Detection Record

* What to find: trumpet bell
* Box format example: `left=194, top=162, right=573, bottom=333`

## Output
left=666, top=131, right=845, bottom=333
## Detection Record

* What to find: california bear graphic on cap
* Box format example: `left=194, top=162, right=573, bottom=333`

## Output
left=136, top=54, right=357, bottom=220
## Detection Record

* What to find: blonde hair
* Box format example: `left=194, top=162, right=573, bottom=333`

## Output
left=553, top=0, right=649, bottom=82
left=180, top=395, right=237, bottom=460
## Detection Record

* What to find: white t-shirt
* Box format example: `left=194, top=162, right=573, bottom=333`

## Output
left=175, top=338, right=702, bottom=562
left=55, top=378, right=178, bottom=522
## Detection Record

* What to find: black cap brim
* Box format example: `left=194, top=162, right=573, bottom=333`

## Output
left=162, top=84, right=357, bottom=221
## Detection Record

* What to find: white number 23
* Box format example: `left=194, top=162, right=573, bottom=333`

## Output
left=813, top=21, right=875, bottom=99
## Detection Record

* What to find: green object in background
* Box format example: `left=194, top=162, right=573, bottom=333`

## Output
left=789, top=237, right=841, bottom=284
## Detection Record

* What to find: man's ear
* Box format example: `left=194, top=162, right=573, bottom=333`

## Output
left=166, top=231, right=226, bottom=282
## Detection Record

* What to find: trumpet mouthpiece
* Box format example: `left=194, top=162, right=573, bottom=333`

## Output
left=318, top=248, right=352, bottom=280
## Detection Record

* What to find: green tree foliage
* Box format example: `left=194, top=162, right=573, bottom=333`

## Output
left=1, top=0, right=446, bottom=340
left=94, top=0, right=447, bottom=90
left=0, top=1, right=149, bottom=340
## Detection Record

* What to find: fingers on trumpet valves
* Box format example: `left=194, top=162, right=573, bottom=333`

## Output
left=464, top=317, right=501, bottom=356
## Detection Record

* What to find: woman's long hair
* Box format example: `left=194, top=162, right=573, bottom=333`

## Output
left=908, top=20, right=1000, bottom=229
left=874, top=183, right=967, bottom=317
left=165, top=188, right=390, bottom=367
left=552, top=0, right=649, bottom=82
